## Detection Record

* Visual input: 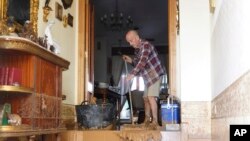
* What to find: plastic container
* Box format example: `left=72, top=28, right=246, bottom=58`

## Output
left=161, top=103, right=180, bottom=124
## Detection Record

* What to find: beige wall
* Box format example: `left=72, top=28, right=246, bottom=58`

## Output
left=181, top=101, right=211, bottom=139
left=37, top=0, right=78, bottom=104
left=210, top=0, right=250, bottom=141
left=179, top=0, right=250, bottom=140
left=211, top=71, right=250, bottom=141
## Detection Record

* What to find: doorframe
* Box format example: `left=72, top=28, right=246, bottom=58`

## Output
left=77, top=0, right=178, bottom=103
left=168, top=0, right=177, bottom=95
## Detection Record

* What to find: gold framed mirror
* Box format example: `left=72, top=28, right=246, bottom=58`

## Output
left=0, top=0, right=39, bottom=34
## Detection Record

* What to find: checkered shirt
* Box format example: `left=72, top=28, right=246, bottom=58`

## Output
left=130, top=40, right=165, bottom=87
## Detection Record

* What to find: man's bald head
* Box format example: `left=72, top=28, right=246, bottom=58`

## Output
left=125, top=30, right=141, bottom=48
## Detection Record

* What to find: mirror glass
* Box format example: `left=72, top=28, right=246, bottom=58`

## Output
left=7, top=0, right=30, bottom=25
left=0, top=0, right=39, bottom=34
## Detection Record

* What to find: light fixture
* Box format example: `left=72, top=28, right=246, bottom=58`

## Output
left=100, top=0, right=134, bottom=31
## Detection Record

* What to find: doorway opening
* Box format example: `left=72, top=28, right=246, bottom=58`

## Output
left=77, top=0, right=178, bottom=125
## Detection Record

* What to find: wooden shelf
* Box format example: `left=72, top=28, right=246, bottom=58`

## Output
left=0, top=125, right=66, bottom=138
left=0, top=36, right=70, bottom=70
left=0, top=125, right=33, bottom=132
left=0, top=36, right=70, bottom=139
left=0, top=85, right=34, bottom=94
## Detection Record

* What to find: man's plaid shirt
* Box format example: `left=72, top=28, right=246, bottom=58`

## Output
left=130, top=40, right=165, bottom=87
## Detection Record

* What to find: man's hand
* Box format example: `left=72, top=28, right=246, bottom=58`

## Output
left=122, top=55, right=132, bottom=63
left=126, top=74, right=134, bottom=81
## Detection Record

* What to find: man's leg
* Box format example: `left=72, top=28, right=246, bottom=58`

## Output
left=148, top=96, right=158, bottom=124
left=146, top=77, right=162, bottom=129
left=143, top=97, right=151, bottom=126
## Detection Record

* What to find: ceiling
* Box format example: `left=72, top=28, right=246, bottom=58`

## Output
left=92, top=0, right=168, bottom=46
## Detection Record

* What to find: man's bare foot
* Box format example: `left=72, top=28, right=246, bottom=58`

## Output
left=148, top=121, right=161, bottom=130
left=140, top=118, right=151, bottom=128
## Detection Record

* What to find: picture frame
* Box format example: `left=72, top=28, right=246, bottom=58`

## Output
left=67, top=13, right=73, bottom=27
left=61, top=0, right=73, bottom=9
left=55, top=2, right=63, bottom=21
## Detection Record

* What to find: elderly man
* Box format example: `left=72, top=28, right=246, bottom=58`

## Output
left=122, top=30, right=165, bottom=129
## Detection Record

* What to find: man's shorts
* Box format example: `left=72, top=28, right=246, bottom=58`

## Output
left=144, top=77, right=162, bottom=97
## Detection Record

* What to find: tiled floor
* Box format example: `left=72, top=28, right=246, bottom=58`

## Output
left=161, top=131, right=181, bottom=141
left=188, top=139, right=211, bottom=141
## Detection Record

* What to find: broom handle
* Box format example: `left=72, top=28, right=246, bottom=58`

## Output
left=124, top=61, right=134, bottom=125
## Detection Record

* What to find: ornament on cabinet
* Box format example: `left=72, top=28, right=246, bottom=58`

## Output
left=8, top=114, right=22, bottom=126
left=44, top=21, right=61, bottom=54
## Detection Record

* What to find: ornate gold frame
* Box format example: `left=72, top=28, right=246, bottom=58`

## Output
left=0, top=0, right=39, bottom=34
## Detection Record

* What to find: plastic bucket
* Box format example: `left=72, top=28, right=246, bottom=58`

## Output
left=161, top=103, right=180, bottom=124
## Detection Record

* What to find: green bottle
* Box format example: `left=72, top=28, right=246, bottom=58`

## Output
left=2, top=111, right=8, bottom=125
left=2, top=103, right=11, bottom=125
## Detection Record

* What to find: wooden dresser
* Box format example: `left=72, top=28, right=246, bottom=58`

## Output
left=0, top=36, right=70, bottom=140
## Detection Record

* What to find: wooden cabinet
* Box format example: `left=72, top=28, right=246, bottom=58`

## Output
left=0, top=36, right=70, bottom=139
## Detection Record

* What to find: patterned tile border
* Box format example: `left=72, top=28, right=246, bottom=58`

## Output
left=211, top=71, right=250, bottom=141
left=212, top=71, right=250, bottom=118
left=181, top=101, right=211, bottom=139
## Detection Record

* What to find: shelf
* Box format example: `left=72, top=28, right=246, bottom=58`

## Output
left=0, top=85, right=34, bottom=94
left=0, top=125, right=66, bottom=138
left=0, top=36, right=69, bottom=138
left=0, top=36, right=70, bottom=70
left=0, top=125, right=33, bottom=132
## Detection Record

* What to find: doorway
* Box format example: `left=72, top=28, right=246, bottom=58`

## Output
left=77, top=0, right=177, bottom=103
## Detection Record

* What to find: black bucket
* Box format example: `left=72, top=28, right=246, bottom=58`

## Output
left=75, top=102, right=116, bottom=129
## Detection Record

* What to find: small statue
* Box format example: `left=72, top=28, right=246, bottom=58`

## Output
left=44, top=21, right=54, bottom=49
left=52, top=40, right=61, bottom=54
left=8, top=113, right=22, bottom=126
left=6, top=16, right=16, bottom=33
left=38, top=37, right=47, bottom=49
left=19, top=20, right=37, bottom=42
left=44, top=21, right=61, bottom=54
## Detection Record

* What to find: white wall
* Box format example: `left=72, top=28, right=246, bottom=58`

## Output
left=179, top=0, right=211, bottom=101
left=37, top=0, right=78, bottom=104
left=211, top=0, right=250, bottom=98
